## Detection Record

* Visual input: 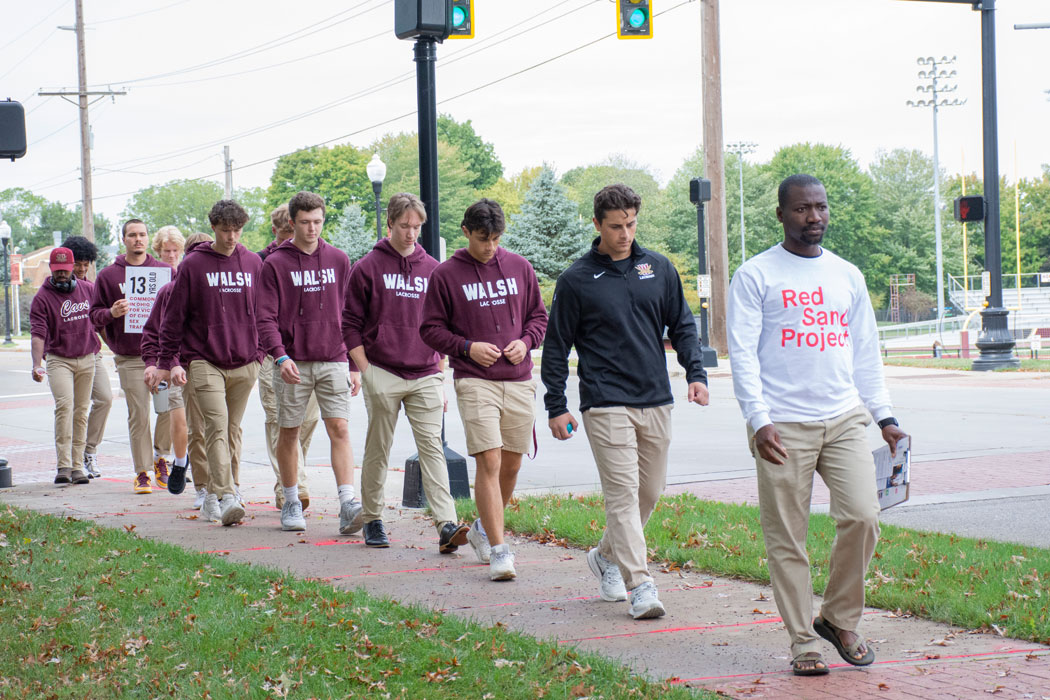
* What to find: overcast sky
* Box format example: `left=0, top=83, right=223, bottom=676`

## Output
left=2, top=0, right=1048, bottom=228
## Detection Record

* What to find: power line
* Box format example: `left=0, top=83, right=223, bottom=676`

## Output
left=87, top=0, right=192, bottom=26
left=0, top=0, right=69, bottom=52
left=0, top=29, right=60, bottom=82
left=85, top=0, right=388, bottom=88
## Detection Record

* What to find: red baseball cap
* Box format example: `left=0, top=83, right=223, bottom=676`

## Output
left=49, top=247, right=75, bottom=272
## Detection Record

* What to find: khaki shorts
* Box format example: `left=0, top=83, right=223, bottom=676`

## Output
left=276, top=360, right=350, bottom=428
left=454, top=377, right=536, bottom=455
left=168, top=383, right=185, bottom=410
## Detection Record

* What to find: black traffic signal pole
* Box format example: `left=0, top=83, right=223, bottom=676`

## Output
left=691, top=178, right=718, bottom=368
left=415, top=37, right=441, bottom=260
left=971, top=0, right=1018, bottom=369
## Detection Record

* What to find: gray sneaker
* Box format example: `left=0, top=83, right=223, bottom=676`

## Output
left=83, top=453, right=100, bottom=478
left=193, top=488, right=207, bottom=511
left=235, top=487, right=247, bottom=507
left=339, top=498, right=364, bottom=535
left=587, top=547, right=627, bottom=602
left=466, top=519, right=491, bottom=563
left=219, top=493, right=245, bottom=526
left=628, top=580, right=666, bottom=620
left=488, top=544, right=516, bottom=581
left=201, top=493, right=221, bottom=522
left=281, top=500, right=306, bottom=531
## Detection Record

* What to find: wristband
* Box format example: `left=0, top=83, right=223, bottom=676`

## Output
left=463, top=340, right=472, bottom=357
left=877, top=417, right=899, bottom=429
left=275, top=355, right=290, bottom=366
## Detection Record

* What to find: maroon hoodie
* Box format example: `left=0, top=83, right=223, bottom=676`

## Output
left=158, top=242, right=263, bottom=371
left=258, top=238, right=351, bottom=363
left=31, top=277, right=101, bottom=358
left=90, top=253, right=172, bottom=357
left=420, top=247, right=547, bottom=382
left=140, top=281, right=176, bottom=369
left=342, top=238, right=441, bottom=379
left=258, top=238, right=288, bottom=260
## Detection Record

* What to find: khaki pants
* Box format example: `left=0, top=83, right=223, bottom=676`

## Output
left=154, top=410, right=171, bottom=456
left=182, top=365, right=208, bottom=492
left=85, top=352, right=112, bottom=455
left=258, top=357, right=317, bottom=502
left=46, top=353, right=95, bottom=470
left=114, top=354, right=154, bottom=474
left=582, top=404, right=671, bottom=591
left=750, top=404, right=881, bottom=658
left=190, top=359, right=259, bottom=500
left=361, top=364, right=455, bottom=526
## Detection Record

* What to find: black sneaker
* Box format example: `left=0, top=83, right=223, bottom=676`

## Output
left=438, top=522, right=470, bottom=554
left=364, top=519, right=389, bottom=548
left=167, top=462, right=188, bottom=495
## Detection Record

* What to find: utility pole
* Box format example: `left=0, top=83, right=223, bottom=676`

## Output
left=907, top=56, right=963, bottom=336
left=223, top=146, right=233, bottom=199
left=701, top=0, right=728, bottom=355
left=726, top=141, right=756, bottom=266
left=38, top=0, right=124, bottom=243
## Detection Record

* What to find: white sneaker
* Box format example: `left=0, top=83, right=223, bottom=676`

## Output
left=488, top=544, right=516, bottom=581
left=338, top=498, right=364, bottom=535
left=83, top=453, right=100, bottom=478
left=193, top=488, right=207, bottom=510
left=201, top=493, right=221, bottom=522
left=466, top=519, right=491, bottom=563
left=587, top=547, right=628, bottom=602
left=628, top=581, right=666, bottom=620
left=281, top=500, right=306, bottom=531
left=219, top=494, right=245, bottom=526
left=235, top=487, right=246, bottom=507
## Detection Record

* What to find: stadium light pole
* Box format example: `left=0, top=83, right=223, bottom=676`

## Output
left=725, top=142, right=756, bottom=265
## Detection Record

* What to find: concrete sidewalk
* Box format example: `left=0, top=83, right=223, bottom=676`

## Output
left=1, top=457, right=1047, bottom=699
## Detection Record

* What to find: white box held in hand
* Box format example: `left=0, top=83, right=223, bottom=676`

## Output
left=874, top=435, right=910, bottom=511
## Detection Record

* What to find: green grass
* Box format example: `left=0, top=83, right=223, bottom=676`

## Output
left=883, top=356, right=1050, bottom=371
left=458, top=493, right=1050, bottom=645
left=0, top=506, right=709, bottom=699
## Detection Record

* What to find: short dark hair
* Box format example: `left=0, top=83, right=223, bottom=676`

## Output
left=61, top=235, right=98, bottom=263
left=122, top=218, right=146, bottom=237
left=777, top=174, right=825, bottom=208
left=288, top=191, right=326, bottom=222
left=461, top=199, right=505, bottom=236
left=593, top=184, right=642, bottom=223
left=208, top=199, right=250, bottom=228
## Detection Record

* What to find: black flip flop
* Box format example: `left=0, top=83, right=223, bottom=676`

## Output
left=792, top=651, right=830, bottom=676
left=814, top=616, right=875, bottom=666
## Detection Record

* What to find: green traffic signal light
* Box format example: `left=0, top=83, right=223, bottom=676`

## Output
left=616, top=1, right=652, bottom=40
left=448, top=0, right=474, bottom=39
left=452, top=6, right=466, bottom=27
left=628, top=8, right=647, bottom=28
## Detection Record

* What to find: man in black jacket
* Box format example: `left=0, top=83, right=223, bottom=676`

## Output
left=542, top=183, right=709, bottom=620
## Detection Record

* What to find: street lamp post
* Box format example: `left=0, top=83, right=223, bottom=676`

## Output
left=0, top=219, right=12, bottom=345
left=907, top=56, right=964, bottom=336
left=366, top=153, right=387, bottom=241
left=726, top=141, right=756, bottom=265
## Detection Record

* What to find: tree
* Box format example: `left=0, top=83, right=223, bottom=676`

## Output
left=0, top=187, right=47, bottom=251
left=437, top=114, right=503, bottom=190
left=266, top=144, right=372, bottom=237
left=330, top=204, right=373, bottom=263
left=646, top=148, right=704, bottom=272
left=122, top=179, right=225, bottom=235
left=560, top=155, right=661, bottom=221
left=235, top=186, right=271, bottom=252
left=503, top=166, right=591, bottom=281
left=478, top=166, right=543, bottom=221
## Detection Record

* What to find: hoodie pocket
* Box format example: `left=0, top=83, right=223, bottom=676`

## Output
left=205, top=323, right=252, bottom=367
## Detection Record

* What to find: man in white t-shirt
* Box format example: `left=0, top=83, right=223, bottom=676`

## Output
left=728, top=174, right=908, bottom=677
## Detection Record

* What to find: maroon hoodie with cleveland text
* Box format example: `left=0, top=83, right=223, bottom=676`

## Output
left=420, top=246, right=547, bottom=382
left=257, top=238, right=352, bottom=363
left=89, top=254, right=172, bottom=357
left=342, top=238, right=441, bottom=379
left=158, top=242, right=263, bottom=371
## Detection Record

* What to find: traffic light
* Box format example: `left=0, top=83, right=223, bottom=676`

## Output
left=395, top=0, right=450, bottom=40
left=0, top=99, right=27, bottom=161
left=954, top=195, right=986, bottom=223
left=617, top=1, right=652, bottom=40
left=448, top=0, right=474, bottom=39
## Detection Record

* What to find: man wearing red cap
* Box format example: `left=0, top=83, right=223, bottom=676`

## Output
left=30, top=247, right=99, bottom=484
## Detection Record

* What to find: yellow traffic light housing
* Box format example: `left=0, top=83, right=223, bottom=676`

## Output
left=617, top=1, right=652, bottom=40
left=448, top=0, right=474, bottom=39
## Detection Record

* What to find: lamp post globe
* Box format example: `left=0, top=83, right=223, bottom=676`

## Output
left=367, top=153, right=387, bottom=241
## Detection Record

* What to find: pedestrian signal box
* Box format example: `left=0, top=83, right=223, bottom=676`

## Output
left=617, top=1, right=652, bottom=40
left=954, top=195, right=985, bottom=223
left=448, top=0, right=474, bottom=39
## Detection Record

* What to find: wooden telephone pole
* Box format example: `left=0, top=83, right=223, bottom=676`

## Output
left=38, top=0, right=124, bottom=243
left=701, top=0, right=729, bottom=354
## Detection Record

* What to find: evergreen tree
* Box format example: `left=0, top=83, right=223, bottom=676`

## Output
left=503, top=167, right=591, bottom=281
left=330, top=204, right=373, bottom=263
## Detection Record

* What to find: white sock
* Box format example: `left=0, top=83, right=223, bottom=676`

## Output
left=282, top=485, right=299, bottom=504
left=475, top=518, right=487, bottom=537
left=337, top=484, right=356, bottom=505
left=174, top=455, right=187, bottom=467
